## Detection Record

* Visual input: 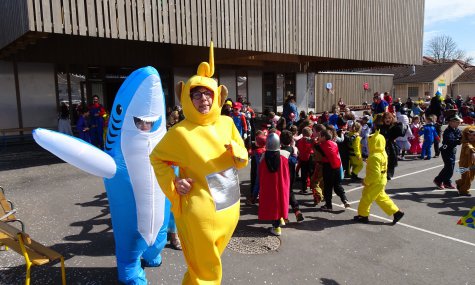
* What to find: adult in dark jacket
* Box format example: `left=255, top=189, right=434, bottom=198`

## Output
left=282, top=95, right=298, bottom=127
left=427, top=91, right=443, bottom=122
left=374, top=112, right=405, bottom=180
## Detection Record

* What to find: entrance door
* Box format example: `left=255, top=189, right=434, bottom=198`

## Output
left=263, top=72, right=276, bottom=113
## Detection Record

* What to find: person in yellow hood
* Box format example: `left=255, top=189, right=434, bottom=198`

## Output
left=150, top=42, right=248, bottom=284
left=354, top=130, right=404, bottom=224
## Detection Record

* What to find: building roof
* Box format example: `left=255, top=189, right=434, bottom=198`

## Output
left=361, top=62, right=458, bottom=84
left=453, top=69, right=475, bottom=83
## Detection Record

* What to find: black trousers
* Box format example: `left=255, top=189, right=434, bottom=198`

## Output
left=322, top=163, right=348, bottom=208
left=288, top=163, right=300, bottom=211
left=434, top=140, right=440, bottom=157
left=434, top=151, right=456, bottom=185
left=299, top=159, right=314, bottom=192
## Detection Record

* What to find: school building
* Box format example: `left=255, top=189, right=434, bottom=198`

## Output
left=0, top=0, right=425, bottom=131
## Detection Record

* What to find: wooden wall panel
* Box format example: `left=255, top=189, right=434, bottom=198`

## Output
left=3, top=0, right=425, bottom=66
left=185, top=0, right=192, bottom=44
left=156, top=0, right=163, bottom=42
left=211, top=0, right=217, bottom=44
left=86, top=0, right=97, bottom=37
left=116, top=0, right=126, bottom=39
left=77, top=0, right=87, bottom=36
left=137, top=0, right=145, bottom=41
left=109, top=0, right=117, bottom=38
left=144, top=0, right=153, bottom=41
left=315, top=72, right=394, bottom=112
left=102, top=0, right=110, bottom=38
left=175, top=0, right=182, bottom=44
left=51, top=1, right=62, bottom=34
left=124, top=0, right=132, bottom=39
left=162, top=0, right=169, bottom=43
left=33, top=0, right=43, bottom=31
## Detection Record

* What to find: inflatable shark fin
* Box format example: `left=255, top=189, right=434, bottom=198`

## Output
left=33, top=128, right=117, bottom=178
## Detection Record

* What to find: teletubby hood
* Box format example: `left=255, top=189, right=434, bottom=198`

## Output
left=368, top=129, right=386, bottom=154
left=175, top=42, right=228, bottom=126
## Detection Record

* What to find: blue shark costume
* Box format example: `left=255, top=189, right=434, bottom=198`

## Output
left=33, top=67, right=170, bottom=285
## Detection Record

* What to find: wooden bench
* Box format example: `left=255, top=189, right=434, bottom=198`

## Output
left=0, top=186, right=25, bottom=232
left=0, top=221, right=66, bottom=285
left=0, top=187, right=66, bottom=285
left=346, top=105, right=371, bottom=111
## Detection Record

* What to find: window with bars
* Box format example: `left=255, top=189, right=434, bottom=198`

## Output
left=408, top=87, right=419, bottom=98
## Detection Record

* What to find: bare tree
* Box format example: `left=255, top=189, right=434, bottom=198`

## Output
left=425, top=35, right=473, bottom=65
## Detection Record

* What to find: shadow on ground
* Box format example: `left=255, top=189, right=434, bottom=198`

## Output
left=0, top=265, right=118, bottom=285
left=0, top=143, right=64, bottom=171
left=388, top=186, right=474, bottom=217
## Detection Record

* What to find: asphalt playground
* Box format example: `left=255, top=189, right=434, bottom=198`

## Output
left=0, top=142, right=474, bottom=285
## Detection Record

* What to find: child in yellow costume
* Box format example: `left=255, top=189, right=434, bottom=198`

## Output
left=150, top=42, right=248, bottom=284
left=354, top=130, right=404, bottom=224
left=455, top=126, right=475, bottom=197
left=348, top=122, right=363, bottom=180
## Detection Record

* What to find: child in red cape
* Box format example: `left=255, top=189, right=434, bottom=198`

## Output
left=258, top=133, right=290, bottom=236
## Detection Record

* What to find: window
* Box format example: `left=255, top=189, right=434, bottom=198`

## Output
left=408, top=87, right=419, bottom=98
left=236, top=71, right=248, bottom=103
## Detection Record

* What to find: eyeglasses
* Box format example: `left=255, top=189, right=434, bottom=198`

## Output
left=190, top=90, right=213, bottom=100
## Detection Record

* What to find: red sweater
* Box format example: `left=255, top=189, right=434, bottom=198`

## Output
left=319, top=140, right=342, bottom=169
left=296, top=137, right=314, bottom=161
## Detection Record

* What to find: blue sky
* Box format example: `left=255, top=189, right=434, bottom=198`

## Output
left=424, top=0, right=475, bottom=59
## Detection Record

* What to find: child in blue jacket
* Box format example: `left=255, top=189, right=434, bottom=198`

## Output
left=419, top=115, right=440, bottom=160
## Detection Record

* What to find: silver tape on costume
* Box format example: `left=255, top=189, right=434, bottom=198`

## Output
left=206, top=167, right=240, bottom=211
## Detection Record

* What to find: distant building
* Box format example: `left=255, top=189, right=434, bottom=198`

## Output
left=362, top=62, right=465, bottom=100
left=452, top=68, right=475, bottom=100
left=0, top=0, right=424, bottom=131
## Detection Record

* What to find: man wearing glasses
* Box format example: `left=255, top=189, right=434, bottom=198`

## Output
left=150, top=43, right=248, bottom=284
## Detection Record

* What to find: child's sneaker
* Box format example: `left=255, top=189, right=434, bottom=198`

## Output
left=353, top=215, right=369, bottom=223
left=245, top=196, right=255, bottom=205
left=320, top=205, right=333, bottom=211
left=443, top=183, right=456, bottom=189
left=343, top=201, right=351, bottom=208
left=270, top=226, right=282, bottom=236
left=392, top=211, right=404, bottom=224
left=350, top=173, right=362, bottom=181
left=433, top=179, right=444, bottom=190
left=294, top=210, right=304, bottom=222
left=279, top=218, right=288, bottom=226
left=312, top=190, right=322, bottom=206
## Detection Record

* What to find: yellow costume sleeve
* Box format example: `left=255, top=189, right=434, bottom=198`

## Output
left=353, top=135, right=362, bottom=158
left=150, top=131, right=184, bottom=217
left=229, top=123, right=249, bottom=169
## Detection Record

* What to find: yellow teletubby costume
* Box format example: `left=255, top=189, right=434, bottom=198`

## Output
left=348, top=130, right=363, bottom=177
left=355, top=130, right=403, bottom=224
left=150, top=42, right=248, bottom=284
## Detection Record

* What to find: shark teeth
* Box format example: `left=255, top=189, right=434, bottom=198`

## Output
left=133, top=116, right=160, bottom=132
left=135, top=115, right=159, bottom=122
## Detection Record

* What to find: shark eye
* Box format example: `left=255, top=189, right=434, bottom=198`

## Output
left=116, top=104, right=122, bottom=115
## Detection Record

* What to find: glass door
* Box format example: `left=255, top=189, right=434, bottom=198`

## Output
left=262, top=72, right=276, bottom=114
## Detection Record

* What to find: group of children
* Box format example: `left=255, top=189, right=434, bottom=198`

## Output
left=248, top=108, right=475, bottom=236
